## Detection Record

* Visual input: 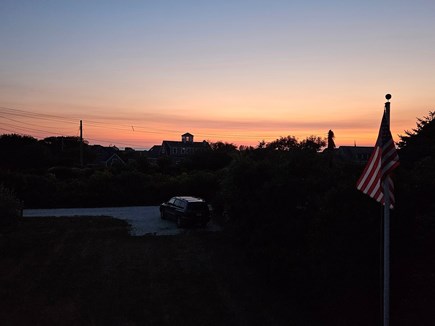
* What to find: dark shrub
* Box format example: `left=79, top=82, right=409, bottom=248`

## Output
left=0, top=184, right=22, bottom=229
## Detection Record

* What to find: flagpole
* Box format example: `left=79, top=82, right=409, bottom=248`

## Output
left=357, top=93, right=398, bottom=325
left=383, top=94, right=391, bottom=326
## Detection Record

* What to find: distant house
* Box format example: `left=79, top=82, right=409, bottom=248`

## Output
left=89, top=145, right=126, bottom=167
left=104, top=153, right=125, bottom=167
left=149, top=133, right=210, bottom=163
left=335, top=146, right=374, bottom=164
left=147, top=145, right=162, bottom=159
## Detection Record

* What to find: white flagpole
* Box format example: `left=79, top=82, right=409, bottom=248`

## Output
left=383, top=95, right=391, bottom=326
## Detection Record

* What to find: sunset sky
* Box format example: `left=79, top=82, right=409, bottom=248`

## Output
left=1, top=1, right=435, bottom=149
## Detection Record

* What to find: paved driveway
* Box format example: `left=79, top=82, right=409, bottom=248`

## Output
left=23, top=206, right=221, bottom=236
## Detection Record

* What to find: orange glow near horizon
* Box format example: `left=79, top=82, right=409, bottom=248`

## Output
left=1, top=95, right=427, bottom=150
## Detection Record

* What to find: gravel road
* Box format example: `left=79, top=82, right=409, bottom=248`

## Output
left=23, top=206, right=221, bottom=236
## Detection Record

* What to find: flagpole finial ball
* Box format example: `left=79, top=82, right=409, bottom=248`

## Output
left=385, top=94, right=392, bottom=100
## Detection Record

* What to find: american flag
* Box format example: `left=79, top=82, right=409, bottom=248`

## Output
left=356, top=108, right=400, bottom=208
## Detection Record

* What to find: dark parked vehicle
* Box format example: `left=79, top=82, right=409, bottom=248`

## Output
left=160, top=196, right=210, bottom=228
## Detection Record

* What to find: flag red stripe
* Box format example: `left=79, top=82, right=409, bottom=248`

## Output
left=357, top=147, right=380, bottom=191
left=356, top=108, right=399, bottom=208
left=365, top=156, right=381, bottom=195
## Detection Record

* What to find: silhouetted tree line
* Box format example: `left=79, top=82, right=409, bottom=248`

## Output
left=1, top=112, right=434, bottom=214
left=0, top=135, right=235, bottom=208
left=1, top=112, right=434, bottom=323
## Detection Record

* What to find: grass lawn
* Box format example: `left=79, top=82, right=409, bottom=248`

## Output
left=1, top=217, right=434, bottom=325
left=0, top=217, right=308, bottom=326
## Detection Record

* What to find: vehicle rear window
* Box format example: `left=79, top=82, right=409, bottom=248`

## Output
left=174, top=199, right=187, bottom=209
left=169, top=198, right=177, bottom=205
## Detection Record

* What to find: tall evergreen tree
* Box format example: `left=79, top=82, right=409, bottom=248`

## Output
left=398, top=111, right=435, bottom=166
left=327, top=130, right=336, bottom=150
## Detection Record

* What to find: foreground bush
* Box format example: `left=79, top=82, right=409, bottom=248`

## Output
left=0, top=184, right=22, bottom=229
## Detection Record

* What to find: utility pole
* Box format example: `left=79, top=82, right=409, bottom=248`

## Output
left=80, top=120, right=84, bottom=167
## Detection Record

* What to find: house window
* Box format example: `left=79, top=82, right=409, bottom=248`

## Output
left=181, top=147, right=186, bottom=154
left=172, top=148, right=177, bottom=154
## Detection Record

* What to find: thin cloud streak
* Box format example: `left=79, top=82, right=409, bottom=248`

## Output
left=63, top=108, right=382, bottom=133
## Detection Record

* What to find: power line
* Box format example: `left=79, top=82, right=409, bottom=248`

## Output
left=84, top=136, right=152, bottom=149
left=0, top=106, right=183, bottom=137
left=0, top=114, right=77, bottom=133
left=1, top=105, right=270, bottom=139
left=0, top=127, right=24, bottom=134
left=0, top=123, right=153, bottom=149
left=0, top=106, right=77, bottom=125
left=1, top=122, right=71, bottom=137
left=0, top=119, right=155, bottom=149
left=1, top=105, right=277, bottom=147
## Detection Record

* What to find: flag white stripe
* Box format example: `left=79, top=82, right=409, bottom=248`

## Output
left=369, top=179, right=381, bottom=198
left=357, top=147, right=380, bottom=190
left=364, top=162, right=381, bottom=194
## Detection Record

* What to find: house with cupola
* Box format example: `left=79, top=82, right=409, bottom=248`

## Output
left=148, top=133, right=210, bottom=163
